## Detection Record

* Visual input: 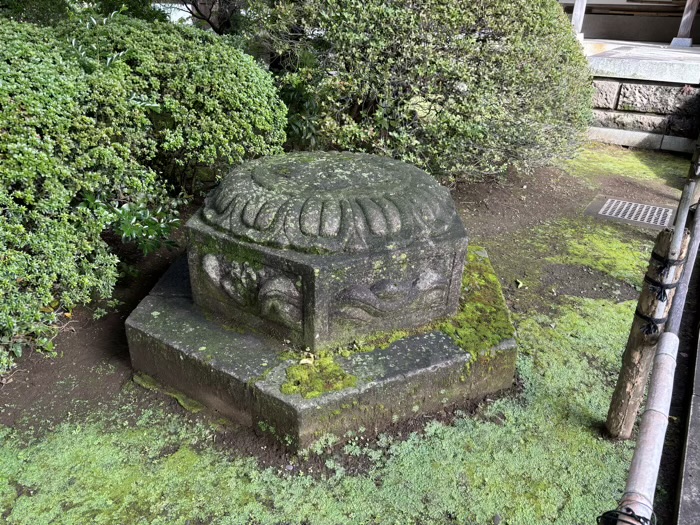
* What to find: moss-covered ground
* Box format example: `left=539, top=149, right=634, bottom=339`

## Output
left=0, top=297, right=636, bottom=525
left=559, top=142, right=687, bottom=188
left=0, top=142, right=689, bottom=524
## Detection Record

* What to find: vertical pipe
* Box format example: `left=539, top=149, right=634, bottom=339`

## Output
left=667, top=208, right=700, bottom=335
left=572, top=0, right=587, bottom=35
left=670, top=180, right=696, bottom=259
left=618, top=332, right=680, bottom=522
left=677, top=0, right=699, bottom=40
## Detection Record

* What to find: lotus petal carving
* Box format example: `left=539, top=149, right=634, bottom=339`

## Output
left=201, top=152, right=458, bottom=254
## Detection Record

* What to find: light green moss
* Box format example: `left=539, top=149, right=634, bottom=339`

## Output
left=560, top=142, right=687, bottom=188
left=533, top=219, right=652, bottom=287
left=133, top=373, right=205, bottom=413
left=436, top=247, right=515, bottom=357
left=280, top=353, right=358, bottom=399
left=0, top=297, right=635, bottom=525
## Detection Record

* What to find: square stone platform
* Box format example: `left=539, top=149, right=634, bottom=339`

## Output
left=126, top=255, right=516, bottom=450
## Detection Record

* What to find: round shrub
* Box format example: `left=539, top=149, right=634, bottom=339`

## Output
left=0, top=21, right=116, bottom=371
left=63, top=15, right=287, bottom=187
left=246, top=0, right=592, bottom=180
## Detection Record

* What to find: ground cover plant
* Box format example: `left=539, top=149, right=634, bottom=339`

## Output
left=2, top=141, right=687, bottom=523
left=0, top=292, right=636, bottom=525
left=246, top=0, right=592, bottom=180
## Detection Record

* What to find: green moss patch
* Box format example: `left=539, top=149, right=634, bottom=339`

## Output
left=0, top=297, right=635, bottom=524
left=535, top=219, right=652, bottom=288
left=281, top=353, right=358, bottom=399
left=133, top=372, right=205, bottom=413
left=436, top=247, right=515, bottom=356
left=560, top=142, right=687, bottom=188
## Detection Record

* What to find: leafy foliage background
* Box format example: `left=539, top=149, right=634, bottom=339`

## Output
left=246, top=0, right=593, bottom=180
left=0, top=15, right=287, bottom=372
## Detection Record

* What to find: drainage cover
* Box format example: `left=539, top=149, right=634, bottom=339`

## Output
left=598, top=198, right=673, bottom=227
left=584, top=195, right=676, bottom=229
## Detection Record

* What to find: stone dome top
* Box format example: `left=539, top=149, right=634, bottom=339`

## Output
left=201, top=152, right=463, bottom=254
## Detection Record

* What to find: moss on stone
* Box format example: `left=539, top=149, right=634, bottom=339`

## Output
left=436, top=247, right=515, bottom=357
left=280, top=353, right=358, bottom=399
left=133, top=373, right=205, bottom=413
left=329, top=246, right=514, bottom=359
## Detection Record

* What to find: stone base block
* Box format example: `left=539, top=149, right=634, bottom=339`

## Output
left=588, top=126, right=696, bottom=153
left=187, top=213, right=467, bottom=353
left=126, top=257, right=517, bottom=450
left=589, top=51, right=700, bottom=84
left=591, top=110, right=699, bottom=139
left=592, top=80, right=621, bottom=110
left=617, top=82, right=700, bottom=116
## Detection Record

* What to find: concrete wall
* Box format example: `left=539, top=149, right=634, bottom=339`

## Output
left=559, top=1, right=700, bottom=42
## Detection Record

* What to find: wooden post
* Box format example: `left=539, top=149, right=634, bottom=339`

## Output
left=671, top=0, right=699, bottom=47
left=606, top=228, right=690, bottom=440
left=572, top=0, right=588, bottom=37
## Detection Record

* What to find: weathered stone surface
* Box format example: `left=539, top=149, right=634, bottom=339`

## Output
left=187, top=153, right=469, bottom=351
left=589, top=48, right=700, bottom=84
left=592, top=80, right=620, bottom=109
left=659, top=135, right=697, bottom=154
left=588, top=127, right=664, bottom=150
left=201, top=152, right=458, bottom=254
left=126, top=257, right=517, bottom=450
left=617, top=82, right=700, bottom=116
left=591, top=110, right=698, bottom=138
left=592, top=109, right=667, bottom=133
left=255, top=333, right=517, bottom=448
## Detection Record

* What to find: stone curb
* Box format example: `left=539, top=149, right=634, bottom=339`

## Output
left=588, top=127, right=696, bottom=153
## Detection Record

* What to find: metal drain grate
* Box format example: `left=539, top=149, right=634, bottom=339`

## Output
left=598, top=198, right=673, bottom=227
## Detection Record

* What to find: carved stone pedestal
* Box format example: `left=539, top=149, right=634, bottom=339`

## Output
left=187, top=152, right=468, bottom=351
left=126, top=153, right=515, bottom=449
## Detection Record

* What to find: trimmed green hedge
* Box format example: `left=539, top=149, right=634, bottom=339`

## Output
left=0, top=17, right=287, bottom=374
left=247, top=0, right=592, bottom=180
left=63, top=15, right=287, bottom=188
left=0, top=0, right=72, bottom=25
left=1, top=20, right=127, bottom=369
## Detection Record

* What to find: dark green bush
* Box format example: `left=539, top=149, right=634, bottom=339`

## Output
left=0, top=16, right=287, bottom=373
left=63, top=15, right=287, bottom=188
left=0, top=0, right=72, bottom=25
left=246, top=0, right=592, bottom=180
left=0, top=0, right=167, bottom=25
left=0, top=20, right=173, bottom=372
